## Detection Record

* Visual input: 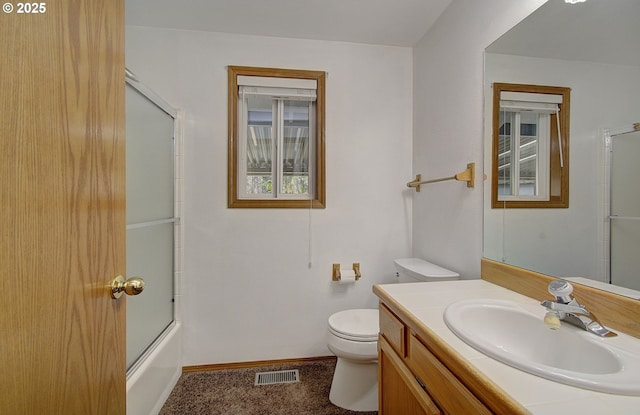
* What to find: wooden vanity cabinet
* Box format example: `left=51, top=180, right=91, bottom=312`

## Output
left=378, top=303, right=493, bottom=415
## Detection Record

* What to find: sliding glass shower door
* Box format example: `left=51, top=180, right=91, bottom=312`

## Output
left=125, top=80, right=177, bottom=370
left=610, top=129, right=640, bottom=291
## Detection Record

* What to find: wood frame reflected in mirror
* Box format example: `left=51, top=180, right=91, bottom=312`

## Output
left=491, top=83, right=570, bottom=209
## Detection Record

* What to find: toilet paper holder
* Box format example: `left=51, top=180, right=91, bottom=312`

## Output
left=332, top=263, right=361, bottom=281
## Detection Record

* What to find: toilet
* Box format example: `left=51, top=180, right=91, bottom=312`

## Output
left=327, top=258, right=460, bottom=412
left=393, top=257, right=460, bottom=282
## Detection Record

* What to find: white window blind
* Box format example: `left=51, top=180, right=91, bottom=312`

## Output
left=500, top=91, right=562, bottom=113
left=239, top=85, right=316, bottom=101
left=238, top=76, right=317, bottom=100
left=237, top=75, right=317, bottom=89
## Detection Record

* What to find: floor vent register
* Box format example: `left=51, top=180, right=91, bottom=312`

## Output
left=254, top=369, right=300, bottom=386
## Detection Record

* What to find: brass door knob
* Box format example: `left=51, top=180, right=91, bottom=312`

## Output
left=111, top=275, right=145, bottom=299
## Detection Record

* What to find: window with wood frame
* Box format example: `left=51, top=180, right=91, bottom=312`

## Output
left=492, top=83, right=570, bottom=208
left=228, top=66, right=326, bottom=208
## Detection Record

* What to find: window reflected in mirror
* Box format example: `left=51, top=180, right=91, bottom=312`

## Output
left=492, top=83, right=570, bottom=208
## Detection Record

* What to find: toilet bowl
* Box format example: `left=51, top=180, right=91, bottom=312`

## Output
left=327, top=309, right=379, bottom=412
left=327, top=258, right=460, bottom=412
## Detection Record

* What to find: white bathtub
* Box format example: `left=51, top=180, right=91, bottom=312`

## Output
left=126, top=322, right=182, bottom=415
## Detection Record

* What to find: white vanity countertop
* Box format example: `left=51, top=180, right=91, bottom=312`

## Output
left=375, top=279, right=640, bottom=415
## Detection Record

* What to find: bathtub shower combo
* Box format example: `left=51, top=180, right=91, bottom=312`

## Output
left=124, top=69, right=183, bottom=415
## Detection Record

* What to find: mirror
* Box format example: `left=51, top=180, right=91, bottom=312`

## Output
left=483, top=0, right=640, bottom=295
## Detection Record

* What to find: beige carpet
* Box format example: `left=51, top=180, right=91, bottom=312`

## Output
left=160, top=358, right=378, bottom=415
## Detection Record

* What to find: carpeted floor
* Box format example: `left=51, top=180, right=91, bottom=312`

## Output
left=160, top=358, right=378, bottom=415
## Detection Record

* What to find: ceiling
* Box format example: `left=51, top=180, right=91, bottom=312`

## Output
left=125, top=0, right=454, bottom=47
left=487, top=0, right=640, bottom=67
left=126, top=0, right=639, bottom=65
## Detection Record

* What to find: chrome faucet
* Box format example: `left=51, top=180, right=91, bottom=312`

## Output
left=540, top=279, right=617, bottom=337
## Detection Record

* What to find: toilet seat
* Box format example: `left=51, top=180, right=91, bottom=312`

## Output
left=328, top=309, right=379, bottom=342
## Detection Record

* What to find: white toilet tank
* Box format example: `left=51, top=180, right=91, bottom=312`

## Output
left=394, top=258, right=460, bottom=283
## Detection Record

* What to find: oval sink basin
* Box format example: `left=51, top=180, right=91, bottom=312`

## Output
left=444, top=299, right=640, bottom=395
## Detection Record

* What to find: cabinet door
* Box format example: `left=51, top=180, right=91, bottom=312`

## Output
left=379, top=338, right=441, bottom=415
left=380, top=304, right=406, bottom=357
left=408, top=334, right=492, bottom=415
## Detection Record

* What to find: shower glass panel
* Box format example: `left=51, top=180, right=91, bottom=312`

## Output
left=610, top=130, right=640, bottom=291
left=126, top=82, right=176, bottom=370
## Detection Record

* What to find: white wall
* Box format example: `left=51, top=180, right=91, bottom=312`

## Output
left=411, top=0, right=547, bottom=278
left=126, top=28, right=413, bottom=365
left=484, top=53, right=640, bottom=281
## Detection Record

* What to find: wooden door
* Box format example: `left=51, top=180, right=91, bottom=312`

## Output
left=0, top=1, right=126, bottom=414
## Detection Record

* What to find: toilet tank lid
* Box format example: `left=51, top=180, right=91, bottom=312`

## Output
left=394, top=258, right=460, bottom=278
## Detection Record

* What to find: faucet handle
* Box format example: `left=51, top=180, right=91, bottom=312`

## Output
left=548, top=279, right=573, bottom=303
left=541, top=299, right=588, bottom=315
